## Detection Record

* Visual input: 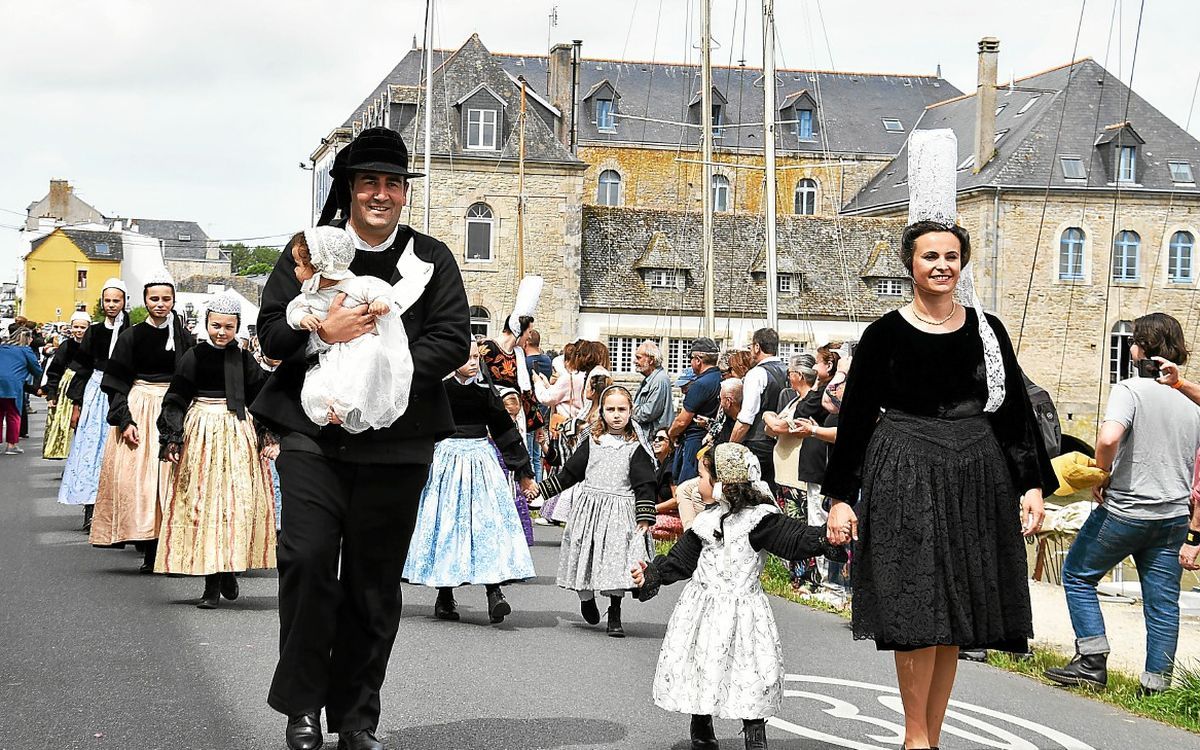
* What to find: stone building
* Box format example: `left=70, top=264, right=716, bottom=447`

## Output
left=579, top=205, right=908, bottom=377
left=313, top=34, right=587, bottom=345
left=844, top=39, right=1200, bottom=440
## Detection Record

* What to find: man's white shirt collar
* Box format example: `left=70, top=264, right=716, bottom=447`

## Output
left=347, top=222, right=400, bottom=253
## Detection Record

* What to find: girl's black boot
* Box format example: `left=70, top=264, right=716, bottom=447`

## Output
left=690, top=714, right=718, bottom=749
left=742, top=719, right=767, bottom=750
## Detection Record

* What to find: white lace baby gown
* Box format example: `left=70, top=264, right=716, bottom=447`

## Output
left=287, top=274, right=414, bottom=434
left=652, top=503, right=784, bottom=720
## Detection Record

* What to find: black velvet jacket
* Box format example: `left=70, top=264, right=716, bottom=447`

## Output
left=445, top=377, right=533, bottom=481
left=157, top=342, right=268, bottom=447
left=102, top=320, right=196, bottom=431
left=251, top=223, right=470, bottom=465
left=43, top=338, right=80, bottom=401
left=64, top=322, right=117, bottom=403
left=822, top=309, right=1057, bottom=503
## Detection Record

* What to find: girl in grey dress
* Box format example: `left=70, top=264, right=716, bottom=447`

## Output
left=532, top=385, right=656, bottom=637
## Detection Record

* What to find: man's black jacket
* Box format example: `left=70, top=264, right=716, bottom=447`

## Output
left=251, top=224, right=470, bottom=464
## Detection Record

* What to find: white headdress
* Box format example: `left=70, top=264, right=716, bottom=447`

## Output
left=142, top=268, right=179, bottom=351
left=69, top=311, right=91, bottom=325
left=100, top=277, right=128, bottom=356
left=301, top=226, right=356, bottom=293
left=101, top=278, right=127, bottom=295
left=907, top=129, right=1005, bottom=412
left=507, top=276, right=543, bottom=336
left=206, top=292, right=242, bottom=317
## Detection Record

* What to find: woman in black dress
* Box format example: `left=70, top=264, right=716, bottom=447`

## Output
left=823, top=221, right=1053, bottom=750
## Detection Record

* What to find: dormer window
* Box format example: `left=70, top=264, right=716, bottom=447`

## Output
left=177, top=233, right=191, bottom=242
left=583, top=79, right=622, bottom=134
left=467, top=109, right=497, bottom=150
left=712, top=105, right=724, bottom=137
left=777, top=274, right=795, bottom=294
left=1118, top=145, right=1137, bottom=182
left=796, top=109, right=813, bottom=139
left=875, top=278, right=906, bottom=297
left=1095, top=122, right=1144, bottom=184
left=689, top=85, right=728, bottom=138
left=646, top=269, right=683, bottom=290
left=597, top=99, right=616, bottom=132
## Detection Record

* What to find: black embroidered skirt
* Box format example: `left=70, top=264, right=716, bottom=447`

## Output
left=852, top=410, right=1032, bottom=652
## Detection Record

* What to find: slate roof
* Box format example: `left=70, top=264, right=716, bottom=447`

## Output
left=844, top=58, right=1200, bottom=214
left=580, top=206, right=909, bottom=319
left=111, top=218, right=213, bottom=260
left=337, top=37, right=961, bottom=160
left=31, top=228, right=124, bottom=261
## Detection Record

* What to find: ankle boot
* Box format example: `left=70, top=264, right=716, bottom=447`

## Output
left=689, top=714, right=718, bottom=749
left=606, top=596, right=624, bottom=638
left=742, top=719, right=767, bottom=750
left=486, top=585, right=511, bottom=624
left=82, top=504, right=94, bottom=532
left=580, top=595, right=600, bottom=625
left=219, top=572, right=239, bottom=601
left=197, top=575, right=221, bottom=609
left=434, top=587, right=460, bottom=621
left=1045, top=652, right=1108, bottom=689
left=137, top=541, right=157, bottom=574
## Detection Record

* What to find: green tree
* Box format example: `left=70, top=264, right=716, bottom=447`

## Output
left=128, top=306, right=149, bottom=325
left=240, top=261, right=276, bottom=277
left=223, top=243, right=282, bottom=275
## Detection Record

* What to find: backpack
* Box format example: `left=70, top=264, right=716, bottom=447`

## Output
left=1023, top=373, right=1061, bottom=458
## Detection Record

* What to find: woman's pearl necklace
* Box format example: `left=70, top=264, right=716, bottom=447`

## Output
left=911, top=302, right=958, bottom=326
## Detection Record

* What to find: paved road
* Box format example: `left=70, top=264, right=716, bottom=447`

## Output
left=2, top=411, right=1194, bottom=749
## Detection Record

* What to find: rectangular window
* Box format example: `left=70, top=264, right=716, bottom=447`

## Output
left=666, top=338, right=690, bottom=378
left=1169, top=161, right=1194, bottom=183
left=1060, top=156, right=1087, bottom=180
left=882, top=117, right=903, bottom=133
left=875, top=278, right=905, bottom=296
left=647, top=269, right=680, bottom=289
left=607, top=336, right=637, bottom=374
left=466, top=221, right=492, bottom=261
left=1016, top=95, right=1040, bottom=115
left=76, top=269, right=87, bottom=289
left=466, top=109, right=497, bottom=150
left=777, top=274, right=794, bottom=294
left=796, top=109, right=813, bottom=139
left=177, top=233, right=192, bottom=242
left=712, top=105, right=723, bottom=137
left=777, top=341, right=804, bottom=359
left=596, top=99, right=616, bottom=131
left=1118, top=146, right=1137, bottom=182
left=94, top=242, right=110, bottom=255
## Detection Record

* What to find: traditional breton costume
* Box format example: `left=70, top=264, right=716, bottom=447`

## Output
left=255, top=126, right=470, bottom=745
left=403, top=368, right=535, bottom=623
left=90, top=269, right=196, bottom=572
left=536, top=396, right=657, bottom=637
left=635, top=443, right=839, bottom=748
left=822, top=130, right=1055, bottom=652
left=155, top=293, right=277, bottom=607
left=41, top=311, right=92, bottom=460
left=287, top=225, right=418, bottom=434
left=59, top=279, right=128, bottom=531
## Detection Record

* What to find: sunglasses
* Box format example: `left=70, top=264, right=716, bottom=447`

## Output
left=652, top=436, right=668, bottom=443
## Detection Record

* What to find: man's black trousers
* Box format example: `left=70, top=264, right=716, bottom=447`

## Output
left=268, top=450, right=429, bottom=733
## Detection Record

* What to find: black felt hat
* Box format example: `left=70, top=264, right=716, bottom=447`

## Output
left=318, top=128, right=424, bottom=225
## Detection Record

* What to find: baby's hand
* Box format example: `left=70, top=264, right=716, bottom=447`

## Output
left=631, top=560, right=648, bottom=587
left=300, top=315, right=321, bottom=332
left=366, top=300, right=390, bottom=317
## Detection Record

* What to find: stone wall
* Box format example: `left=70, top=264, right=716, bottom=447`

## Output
left=578, top=145, right=887, bottom=215
left=165, top=258, right=233, bottom=287
left=407, top=160, right=586, bottom=349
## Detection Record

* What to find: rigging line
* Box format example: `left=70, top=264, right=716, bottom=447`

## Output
left=1013, top=0, right=1088, bottom=353
left=1179, top=67, right=1200, bottom=339
left=404, top=0, right=432, bottom=228
left=640, top=0, right=665, bottom=146
left=1093, top=0, right=1145, bottom=444
left=814, top=0, right=836, bottom=72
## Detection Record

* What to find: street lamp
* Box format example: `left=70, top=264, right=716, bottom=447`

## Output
left=184, top=302, right=196, bottom=329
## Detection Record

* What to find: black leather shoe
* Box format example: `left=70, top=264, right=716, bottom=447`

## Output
left=486, top=587, right=511, bottom=624
left=690, top=714, right=718, bottom=749
left=742, top=718, right=767, bottom=749
left=219, top=572, right=239, bottom=601
left=434, top=588, right=460, bottom=621
left=337, top=728, right=383, bottom=750
left=285, top=713, right=323, bottom=750
left=1045, top=652, right=1108, bottom=690
left=197, top=575, right=221, bottom=610
left=580, top=597, right=600, bottom=625
left=606, top=600, right=624, bottom=638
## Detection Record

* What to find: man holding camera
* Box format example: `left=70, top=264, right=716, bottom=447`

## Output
left=1045, top=313, right=1200, bottom=695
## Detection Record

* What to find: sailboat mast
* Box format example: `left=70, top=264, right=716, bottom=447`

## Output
left=517, top=76, right=528, bottom=278
left=701, top=0, right=715, bottom=338
left=762, top=0, right=779, bottom=330
left=422, top=0, right=434, bottom=234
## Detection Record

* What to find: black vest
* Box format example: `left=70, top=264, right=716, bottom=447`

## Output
left=746, top=359, right=789, bottom=445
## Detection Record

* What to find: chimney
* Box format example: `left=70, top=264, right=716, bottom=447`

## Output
left=973, top=37, right=1000, bottom=174
left=48, top=179, right=71, bottom=220
left=547, top=40, right=581, bottom=150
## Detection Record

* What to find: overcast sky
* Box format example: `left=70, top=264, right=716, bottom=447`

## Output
left=2, top=0, right=1196, bottom=283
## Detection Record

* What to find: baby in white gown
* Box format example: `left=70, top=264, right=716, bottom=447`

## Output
left=286, top=225, right=413, bottom=434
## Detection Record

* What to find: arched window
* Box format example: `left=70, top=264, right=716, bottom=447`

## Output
left=712, top=174, right=730, bottom=212
left=1058, top=227, right=1085, bottom=280
left=469, top=306, right=491, bottom=339
left=794, top=179, right=818, bottom=215
left=1112, top=230, right=1140, bottom=282
left=597, top=170, right=621, bottom=206
left=1109, top=320, right=1134, bottom=383
left=465, top=202, right=494, bottom=262
left=1169, top=230, right=1194, bottom=283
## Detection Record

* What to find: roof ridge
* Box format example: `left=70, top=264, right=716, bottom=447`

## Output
left=1015, top=56, right=1093, bottom=84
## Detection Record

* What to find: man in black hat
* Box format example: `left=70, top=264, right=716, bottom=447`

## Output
left=254, top=127, right=470, bottom=750
left=667, top=336, right=723, bottom=483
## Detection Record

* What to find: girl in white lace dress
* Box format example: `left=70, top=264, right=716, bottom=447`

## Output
left=631, top=442, right=844, bottom=750
left=286, top=225, right=414, bottom=434
left=529, top=385, right=656, bottom=637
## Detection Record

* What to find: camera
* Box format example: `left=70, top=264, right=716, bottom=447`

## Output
left=1134, top=358, right=1161, bottom=379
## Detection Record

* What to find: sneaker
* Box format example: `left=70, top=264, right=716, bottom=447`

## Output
left=5, top=445, right=22, bottom=455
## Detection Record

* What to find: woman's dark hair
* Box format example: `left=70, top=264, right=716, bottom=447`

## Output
left=1133, top=312, right=1189, bottom=366
left=900, top=221, right=972, bottom=275
left=573, top=340, right=604, bottom=374
left=502, top=315, right=534, bottom=336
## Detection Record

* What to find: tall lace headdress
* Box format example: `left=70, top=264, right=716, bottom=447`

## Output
left=907, top=129, right=1005, bottom=412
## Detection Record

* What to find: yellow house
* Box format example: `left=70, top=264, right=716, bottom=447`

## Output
left=23, top=228, right=122, bottom=323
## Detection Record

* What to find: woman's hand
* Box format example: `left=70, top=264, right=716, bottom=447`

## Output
left=164, top=443, right=182, bottom=465
left=631, top=559, right=647, bottom=587
left=122, top=424, right=140, bottom=448
left=789, top=417, right=816, bottom=437
left=525, top=483, right=542, bottom=500
left=317, top=293, right=376, bottom=344
left=1155, top=357, right=1179, bottom=387
left=826, top=499, right=857, bottom=545
left=70, top=404, right=81, bottom=430
left=1020, top=488, right=1045, bottom=537
left=261, top=441, right=280, bottom=461
left=637, top=520, right=652, bottom=534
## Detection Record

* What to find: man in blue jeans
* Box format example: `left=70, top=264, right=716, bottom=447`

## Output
left=1046, top=312, right=1200, bottom=694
